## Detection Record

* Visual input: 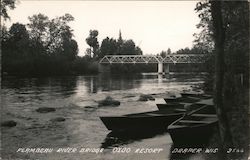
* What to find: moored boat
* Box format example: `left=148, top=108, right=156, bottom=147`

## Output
left=164, top=96, right=200, bottom=103
left=167, top=105, right=218, bottom=146
left=100, top=108, right=185, bottom=133
left=156, top=103, right=205, bottom=113
left=180, top=92, right=212, bottom=99
left=156, top=103, right=185, bottom=111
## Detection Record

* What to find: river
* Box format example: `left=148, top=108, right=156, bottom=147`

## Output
left=1, top=73, right=207, bottom=160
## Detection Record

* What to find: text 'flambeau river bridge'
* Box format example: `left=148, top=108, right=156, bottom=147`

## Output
left=99, top=54, right=210, bottom=74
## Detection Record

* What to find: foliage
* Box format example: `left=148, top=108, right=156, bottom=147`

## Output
left=196, top=0, right=249, bottom=85
left=135, top=46, right=143, bottom=55
left=99, top=37, right=118, bottom=57
left=119, top=40, right=136, bottom=55
left=175, top=47, right=204, bottom=55
left=71, top=56, right=98, bottom=74
left=193, top=1, right=214, bottom=53
left=110, top=64, right=157, bottom=74
left=98, top=32, right=143, bottom=58
left=0, top=0, right=16, bottom=20
left=86, top=30, right=99, bottom=58
left=2, top=13, right=78, bottom=76
left=2, top=23, right=32, bottom=74
left=27, top=13, right=75, bottom=55
left=158, top=48, right=171, bottom=57
left=167, top=48, right=171, bottom=55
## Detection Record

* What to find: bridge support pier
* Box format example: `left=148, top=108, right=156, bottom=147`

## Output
left=158, top=62, right=163, bottom=74
left=158, top=63, right=170, bottom=74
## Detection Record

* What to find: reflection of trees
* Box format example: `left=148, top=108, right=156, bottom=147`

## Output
left=82, top=76, right=98, bottom=93
left=83, top=74, right=143, bottom=93
left=50, top=76, right=78, bottom=96
left=82, top=73, right=207, bottom=94
left=1, top=76, right=78, bottom=98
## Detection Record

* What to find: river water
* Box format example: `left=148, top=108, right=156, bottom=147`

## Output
left=1, top=73, right=207, bottom=160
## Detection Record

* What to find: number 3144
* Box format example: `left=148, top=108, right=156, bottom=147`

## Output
left=227, top=148, right=244, bottom=153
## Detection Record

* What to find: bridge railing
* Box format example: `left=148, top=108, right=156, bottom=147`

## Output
left=99, top=54, right=209, bottom=64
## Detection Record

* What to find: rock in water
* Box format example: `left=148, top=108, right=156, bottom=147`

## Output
left=138, top=94, right=155, bottom=101
left=36, top=107, right=56, bottom=113
left=1, top=120, right=17, bottom=127
left=98, top=96, right=120, bottom=106
left=50, top=117, right=66, bottom=122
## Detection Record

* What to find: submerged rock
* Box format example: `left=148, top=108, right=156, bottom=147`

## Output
left=98, top=96, right=120, bottom=107
left=150, top=93, right=158, bottom=96
left=84, top=106, right=97, bottom=109
left=138, top=94, right=155, bottom=101
left=50, top=117, right=66, bottom=122
left=123, top=95, right=136, bottom=98
left=1, top=120, right=17, bottom=127
left=36, top=107, right=56, bottom=113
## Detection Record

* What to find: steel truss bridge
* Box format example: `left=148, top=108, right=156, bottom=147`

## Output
left=99, top=54, right=208, bottom=64
left=99, top=54, right=209, bottom=74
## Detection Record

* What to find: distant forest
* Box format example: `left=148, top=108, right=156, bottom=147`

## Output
left=1, top=13, right=207, bottom=76
left=1, top=13, right=146, bottom=75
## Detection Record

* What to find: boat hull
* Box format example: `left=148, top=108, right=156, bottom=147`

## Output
left=164, top=96, right=200, bottom=103
left=168, top=121, right=218, bottom=146
left=181, top=93, right=212, bottom=99
left=156, top=103, right=185, bottom=111
left=100, top=113, right=183, bottom=132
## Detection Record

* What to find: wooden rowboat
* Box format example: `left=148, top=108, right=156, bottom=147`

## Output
left=156, top=103, right=185, bottom=111
left=164, top=96, right=200, bottom=103
left=167, top=105, right=218, bottom=146
left=100, top=108, right=185, bottom=133
left=156, top=103, right=205, bottom=112
left=180, top=92, right=212, bottom=99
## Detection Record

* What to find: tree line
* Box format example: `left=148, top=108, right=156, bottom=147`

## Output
left=1, top=0, right=208, bottom=75
left=2, top=13, right=78, bottom=75
left=1, top=13, right=144, bottom=75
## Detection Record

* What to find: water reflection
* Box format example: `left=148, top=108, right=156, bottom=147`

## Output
left=158, top=74, right=163, bottom=83
left=2, top=76, right=78, bottom=98
left=81, top=74, right=144, bottom=93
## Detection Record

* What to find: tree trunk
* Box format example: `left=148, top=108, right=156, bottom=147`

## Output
left=210, top=0, right=232, bottom=156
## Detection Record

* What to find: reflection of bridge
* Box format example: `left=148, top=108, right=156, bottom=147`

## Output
left=99, top=54, right=209, bottom=74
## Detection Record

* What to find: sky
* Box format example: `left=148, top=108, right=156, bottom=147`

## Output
left=5, top=0, right=200, bottom=56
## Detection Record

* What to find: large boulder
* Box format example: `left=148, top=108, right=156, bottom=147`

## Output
left=36, top=107, right=56, bottom=113
left=98, top=96, right=120, bottom=107
left=1, top=120, right=17, bottom=127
